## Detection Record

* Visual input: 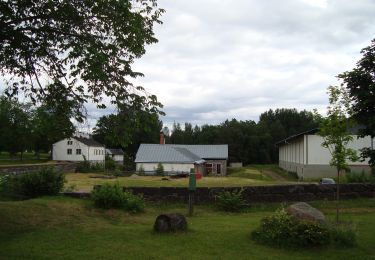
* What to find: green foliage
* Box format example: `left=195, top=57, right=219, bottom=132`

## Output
left=0, top=167, right=65, bottom=199
left=251, top=208, right=331, bottom=248
left=344, top=171, right=374, bottom=183
left=105, top=156, right=116, bottom=171
left=0, top=97, right=32, bottom=157
left=92, top=105, right=163, bottom=168
left=138, top=165, right=145, bottom=176
left=91, top=183, right=144, bottom=213
left=76, top=156, right=104, bottom=173
left=155, top=163, right=164, bottom=176
left=168, top=109, right=318, bottom=164
left=216, top=189, right=246, bottom=212
left=1, top=0, right=165, bottom=121
left=318, top=86, right=359, bottom=173
left=338, top=38, right=375, bottom=167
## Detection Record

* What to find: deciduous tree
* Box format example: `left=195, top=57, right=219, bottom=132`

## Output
left=338, top=38, right=375, bottom=169
left=0, top=0, right=164, bottom=120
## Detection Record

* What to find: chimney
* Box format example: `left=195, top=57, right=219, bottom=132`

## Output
left=160, top=132, right=165, bottom=145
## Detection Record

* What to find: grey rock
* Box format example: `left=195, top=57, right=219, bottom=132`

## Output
left=286, top=202, right=326, bottom=224
left=154, top=213, right=187, bottom=233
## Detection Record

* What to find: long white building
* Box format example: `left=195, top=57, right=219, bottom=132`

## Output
left=277, top=128, right=373, bottom=179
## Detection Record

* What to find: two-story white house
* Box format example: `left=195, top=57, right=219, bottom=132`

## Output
left=52, top=137, right=105, bottom=163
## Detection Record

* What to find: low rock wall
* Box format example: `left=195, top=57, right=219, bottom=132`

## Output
left=0, top=163, right=77, bottom=175
left=120, top=184, right=375, bottom=203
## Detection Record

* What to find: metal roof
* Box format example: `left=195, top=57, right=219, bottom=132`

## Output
left=275, top=125, right=366, bottom=146
left=74, top=137, right=104, bottom=147
left=106, top=148, right=124, bottom=155
left=135, top=144, right=228, bottom=163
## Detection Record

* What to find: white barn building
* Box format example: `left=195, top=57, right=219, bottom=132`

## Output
left=52, top=137, right=105, bottom=163
left=277, top=128, right=373, bottom=179
left=135, top=144, right=228, bottom=176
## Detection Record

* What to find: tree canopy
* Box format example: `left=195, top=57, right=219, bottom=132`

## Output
left=338, top=38, right=375, bottom=167
left=0, top=0, right=164, bottom=120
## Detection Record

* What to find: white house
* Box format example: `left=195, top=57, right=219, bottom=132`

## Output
left=52, top=137, right=105, bottom=163
left=106, top=149, right=124, bottom=165
left=135, top=143, right=228, bottom=176
left=276, top=128, right=373, bottom=179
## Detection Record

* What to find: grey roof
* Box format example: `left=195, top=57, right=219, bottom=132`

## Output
left=275, top=125, right=367, bottom=146
left=106, top=148, right=124, bottom=155
left=74, top=137, right=104, bottom=147
left=135, top=144, right=228, bottom=163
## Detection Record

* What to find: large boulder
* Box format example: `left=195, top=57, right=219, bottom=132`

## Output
left=286, top=202, right=326, bottom=224
left=154, top=213, right=187, bottom=233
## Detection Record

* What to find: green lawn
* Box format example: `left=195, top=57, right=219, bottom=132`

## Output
left=65, top=172, right=297, bottom=192
left=0, top=152, right=50, bottom=165
left=66, top=165, right=299, bottom=192
left=1, top=196, right=375, bottom=259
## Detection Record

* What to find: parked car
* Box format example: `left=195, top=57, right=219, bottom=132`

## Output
left=319, top=178, right=336, bottom=184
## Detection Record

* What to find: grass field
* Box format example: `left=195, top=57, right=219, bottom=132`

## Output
left=65, top=173, right=284, bottom=191
left=1, top=196, right=375, bottom=259
left=0, top=152, right=50, bottom=165
left=65, top=165, right=299, bottom=192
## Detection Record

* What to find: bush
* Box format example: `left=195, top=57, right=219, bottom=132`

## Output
left=216, top=189, right=246, bottom=212
left=138, top=165, right=145, bottom=175
left=345, top=170, right=374, bottom=183
left=0, top=167, right=65, bottom=199
left=76, top=159, right=104, bottom=173
left=155, top=163, right=164, bottom=176
left=91, top=183, right=144, bottom=213
left=251, top=208, right=357, bottom=248
left=105, top=156, right=116, bottom=171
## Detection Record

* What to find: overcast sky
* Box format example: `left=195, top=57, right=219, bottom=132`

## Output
left=127, top=0, right=375, bottom=128
left=2, top=0, right=375, bottom=130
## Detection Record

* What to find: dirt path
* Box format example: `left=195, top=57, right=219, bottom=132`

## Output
left=262, top=169, right=287, bottom=181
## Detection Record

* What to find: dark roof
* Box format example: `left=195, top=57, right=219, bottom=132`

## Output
left=275, top=125, right=367, bottom=146
left=74, top=137, right=104, bottom=147
left=106, top=148, right=124, bottom=155
left=135, top=144, right=228, bottom=163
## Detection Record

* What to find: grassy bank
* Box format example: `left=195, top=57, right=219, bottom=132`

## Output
left=65, top=173, right=297, bottom=192
left=0, top=197, right=375, bottom=259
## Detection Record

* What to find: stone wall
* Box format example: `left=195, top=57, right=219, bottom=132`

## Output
left=119, top=184, right=375, bottom=203
left=0, top=162, right=77, bottom=175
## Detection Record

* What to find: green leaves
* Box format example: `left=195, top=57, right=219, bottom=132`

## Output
left=318, top=85, right=358, bottom=172
left=1, top=0, right=165, bottom=121
left=338, top=38, right=375, bottom=167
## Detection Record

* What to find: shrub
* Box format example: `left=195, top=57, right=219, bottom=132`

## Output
left=251, top=208, right=330, bottom=248
left=345, top=170, right=374, bottom=183
left=216, top=189, right=246, bottom=212
left=0, top=167, right=65, bottom=199
left=105, top=156, right=116, bottom=171
left=138, top=165, right=145, bottom=175
left=91, top=183, right=144, bottom=213
left=155, top=163, right=164, bottom=176
left=252, top=208, right=357, bottom=248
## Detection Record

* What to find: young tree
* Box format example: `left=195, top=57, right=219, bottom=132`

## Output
left=338, top=38, right=375, bottom=170
left=0, top=0, right=165, bottom=120
left=318, top=85, right=358, bottom=223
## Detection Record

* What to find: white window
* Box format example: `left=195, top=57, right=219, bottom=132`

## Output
left=67, top=140, right=73, bottom=145
left=67, top=149, right=72, bottom=155
left=76, top=149, right=81, bottom=155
